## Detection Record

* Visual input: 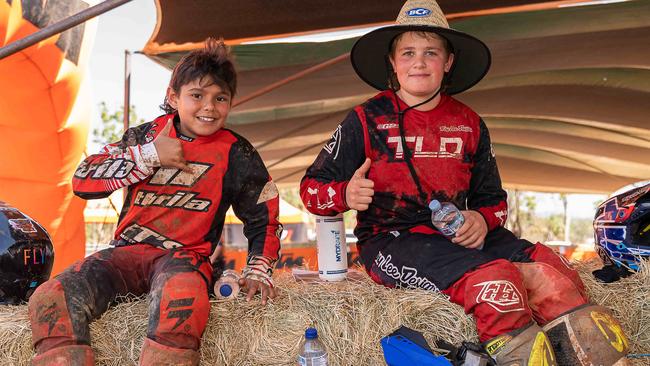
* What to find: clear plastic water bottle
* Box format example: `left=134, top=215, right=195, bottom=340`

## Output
left=213, top=269, right=241, bottom=300
left=429, top=199, right=465, bottom=237
left=298, top=327, right=329, bottom=366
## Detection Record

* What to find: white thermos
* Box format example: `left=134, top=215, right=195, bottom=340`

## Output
left=315, top=214, right=348, bottom=281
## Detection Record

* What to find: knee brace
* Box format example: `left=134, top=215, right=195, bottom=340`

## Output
left=444, top=259, right=533, bottom=342
left=484, top=323, right=557, bottom=366
left=526, top=243, right=587, bottom=298
left=514, top=261, right=588, bottom=324
left=28, top=279, right=82, bottom=353
left=542, top=304, right=630, bottom=366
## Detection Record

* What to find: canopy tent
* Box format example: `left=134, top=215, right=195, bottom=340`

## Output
left=142, top=0, right=650, bottom=194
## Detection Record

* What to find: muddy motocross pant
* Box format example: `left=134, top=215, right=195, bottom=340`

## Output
left=28, top=244, right=213, bottom=355
left=358, top=226, right=588, bottom=341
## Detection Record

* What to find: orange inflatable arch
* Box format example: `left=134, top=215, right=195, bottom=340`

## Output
left=0, top=1, right=96, bottom=274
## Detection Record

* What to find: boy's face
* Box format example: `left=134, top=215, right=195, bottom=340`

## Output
left=389, top=32, right=454, bottom=101
left=167, top=77, right=231, bottom=138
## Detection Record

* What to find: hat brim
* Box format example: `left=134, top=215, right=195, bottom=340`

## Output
left=351, top=25, right=491, bottom=95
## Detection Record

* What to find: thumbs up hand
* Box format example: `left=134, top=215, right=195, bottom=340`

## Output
left=153, top=118, right=191, bottom=172
left=346, top=158, right=374, bottom=211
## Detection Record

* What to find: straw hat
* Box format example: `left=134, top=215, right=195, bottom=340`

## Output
left=350, top=0, right=491, bottom=95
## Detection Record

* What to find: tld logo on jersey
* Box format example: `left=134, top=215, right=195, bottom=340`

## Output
left=387, top=136, right=463, bottom=159
left=474, top=280, right=525, bottom=313
left=406, top=7, right=431, bottom=17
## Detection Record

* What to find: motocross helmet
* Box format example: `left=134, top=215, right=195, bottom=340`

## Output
left=593, top=182, right=650, bottom=271
left=0, top=201, right=54, bottom=304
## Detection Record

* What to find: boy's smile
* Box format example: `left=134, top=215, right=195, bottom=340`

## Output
left=167, top=76, right=231, bottom=138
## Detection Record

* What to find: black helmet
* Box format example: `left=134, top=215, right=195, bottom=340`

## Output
left=0, top=201, right=54, bottom=304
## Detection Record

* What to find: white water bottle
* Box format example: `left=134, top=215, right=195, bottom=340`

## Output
left=298, top=327, right=329, bottom=366
left=213, top=269, right=241, bottom=299
left=429, top=200, right=465, bottom=237
left=314, top=214, right=348, bottom=281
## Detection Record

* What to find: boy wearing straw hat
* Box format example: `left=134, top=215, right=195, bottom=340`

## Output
left=300, top=1, right=629, bottom=365
left=27, top=39, right=281, bottom=366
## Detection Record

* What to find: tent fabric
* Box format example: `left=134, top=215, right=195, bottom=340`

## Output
left=142, top=0, right=650, bottom=194
left=144, top=0, right=567, bottom=53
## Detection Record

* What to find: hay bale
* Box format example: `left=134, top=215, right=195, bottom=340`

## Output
left=1, top=261, right=648, bottom=366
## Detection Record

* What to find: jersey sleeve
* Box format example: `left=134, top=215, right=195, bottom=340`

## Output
left=72, top=122, right=160, bottom=200
left=467, top=118, right=508, bottom=231
left=300, top=110, right=367, bottom=216
left=230, top=140, right=282, bottom=264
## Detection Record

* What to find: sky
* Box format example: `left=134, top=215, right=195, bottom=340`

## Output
left=87, top=0, right=168, bottom=136
left=85, top=0, right=608, bottom=219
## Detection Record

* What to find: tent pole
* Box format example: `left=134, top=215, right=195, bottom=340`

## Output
left=124, top=50, right=132, bottom=130
left=233, top=52, right=349, bottom=108
left=0, top=0, right=133, bottom=60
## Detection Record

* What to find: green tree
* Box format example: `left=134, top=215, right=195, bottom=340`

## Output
left=279, top=187, right=305, bottom=211
left=93, top=102, right=145, bottom=145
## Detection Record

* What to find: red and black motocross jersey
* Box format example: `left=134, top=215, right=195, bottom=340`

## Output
left=300, top=91, right=507, bottom=242
left=73, top=114, right=281, bottom=260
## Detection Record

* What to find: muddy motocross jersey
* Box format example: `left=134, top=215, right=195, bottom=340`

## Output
left=301, top=91, right=507, bottom=241
left=73, top=114, right=281, bottom=261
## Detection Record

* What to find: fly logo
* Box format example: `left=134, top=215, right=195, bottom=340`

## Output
left=149, top=163, right=212, bottom=187
left=474, top=280, right=525, bottom=313
left=387, top=136, right=463, bottom=159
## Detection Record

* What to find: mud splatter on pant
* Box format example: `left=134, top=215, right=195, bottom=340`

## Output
left=28, top=244, right=212, bottom=355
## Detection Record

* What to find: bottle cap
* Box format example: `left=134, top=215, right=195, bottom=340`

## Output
left=305, top=327, right=318, bottom=339
left=219, top=284, right=233, bottom=297
left=428, top=200, right=441, bottom=212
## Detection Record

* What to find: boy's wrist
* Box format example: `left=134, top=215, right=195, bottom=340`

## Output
left=141, top=142, right=161, bottom=168
left=242, top=255, right=276, bottom=287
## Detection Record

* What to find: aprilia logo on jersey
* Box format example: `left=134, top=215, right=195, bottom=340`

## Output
left=474, top=280, right=525, bottom=313
left=134, top=190, right=211, bottom=212
left=149, top=163, right=212, bottom=186
left=387, top=136, right=463, bottom=159
left=74, top=158, right=136, bottom=179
